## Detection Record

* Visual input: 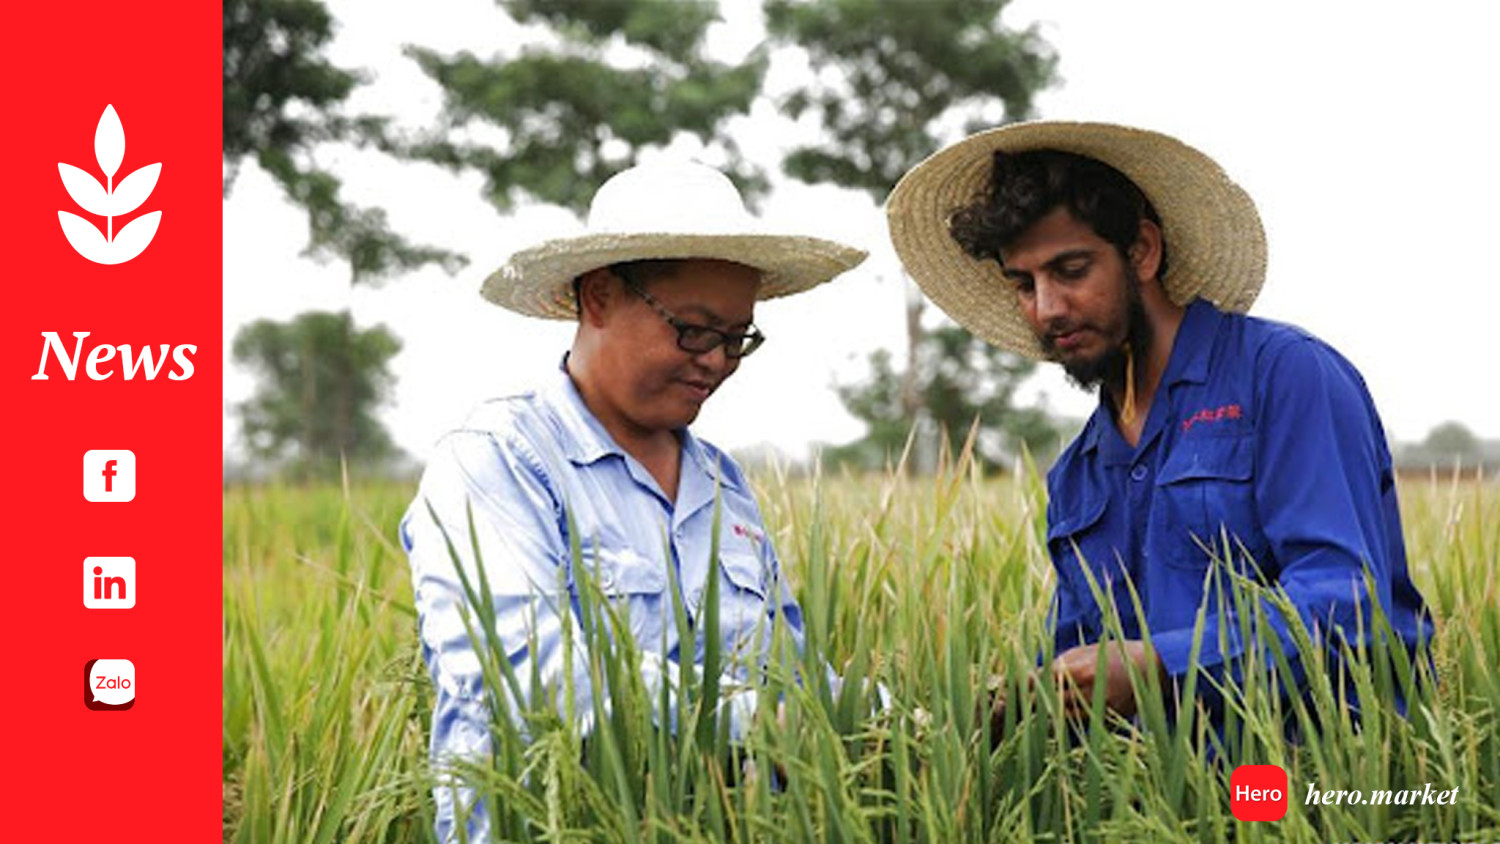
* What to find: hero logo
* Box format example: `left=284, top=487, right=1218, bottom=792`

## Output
left=58, top=104, right=161, bottom=264
left=1231, top=764, right=1288, bottom=822
left=31, top=331, right=195, bottom=381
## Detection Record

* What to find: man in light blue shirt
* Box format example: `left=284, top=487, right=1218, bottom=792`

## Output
left=401, top=160, right=865, bottom=842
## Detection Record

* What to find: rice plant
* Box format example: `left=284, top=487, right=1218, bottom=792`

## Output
left=223, top=461, right=1499, bottom=842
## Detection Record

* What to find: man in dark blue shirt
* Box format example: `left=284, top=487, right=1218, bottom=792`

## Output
left=887, top=122, right=1431, bottom=720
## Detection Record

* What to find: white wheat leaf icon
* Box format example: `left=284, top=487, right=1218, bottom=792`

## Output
left=58, top=105, right=162, bottom=264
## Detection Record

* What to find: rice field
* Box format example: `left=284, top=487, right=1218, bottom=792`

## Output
left=222, top=463, right=1499, bottom=842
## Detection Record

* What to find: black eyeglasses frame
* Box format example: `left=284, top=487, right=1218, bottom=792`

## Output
left=615, top=270, right=766, bottom=360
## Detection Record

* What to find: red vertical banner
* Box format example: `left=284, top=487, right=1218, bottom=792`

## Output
left=3, top=2, right=221, bottom=840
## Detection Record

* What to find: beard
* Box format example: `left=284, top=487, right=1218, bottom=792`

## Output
left=1044, top=268, right=1153, bottom=393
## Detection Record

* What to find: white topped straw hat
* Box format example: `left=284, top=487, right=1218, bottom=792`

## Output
left=886, top=121, right=1266, bottom=358
left=484, top=160, right=867, bottom=318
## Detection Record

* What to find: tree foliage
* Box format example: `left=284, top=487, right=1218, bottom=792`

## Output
left=232, top=311, right=402, bottom=477
left=822, top=326, right=1059, bottom=472
left=224, top=1, right=1069, bottom=474
left=223, top=0, right=464, bottom=282
left=1422, top=420, right=1481, bottom=459
left=765, top=0, right=1057, bottom=204
left=401, top=0, right=769, bottom=215
left=766, top=0, right=1060, bottom=471
left=225, top=0, right=769, bottom=265
left=225, top=0, right=775, bottom=473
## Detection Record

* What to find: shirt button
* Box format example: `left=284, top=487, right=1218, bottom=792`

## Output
left=1130, top=465, right=1148, bottom=482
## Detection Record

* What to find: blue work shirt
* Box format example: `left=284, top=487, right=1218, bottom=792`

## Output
left=401, top=364, right=804, bottom=843
left=1045, top=299, right=1431, bottom=713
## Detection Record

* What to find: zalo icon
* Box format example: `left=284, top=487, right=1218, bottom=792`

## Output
left=85, top=659, right=135, bottom=710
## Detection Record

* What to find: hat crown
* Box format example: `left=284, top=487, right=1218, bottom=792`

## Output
left=588, top=161, right=758, bottom=236
left=484, top=159, right=867, bottom=319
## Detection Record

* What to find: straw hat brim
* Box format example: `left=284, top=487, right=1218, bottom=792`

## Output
left=484, top=232, right=868, bottom=319
left=887, top=121, right=1266, bottom=358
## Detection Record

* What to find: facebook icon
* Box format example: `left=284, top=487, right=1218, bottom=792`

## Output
left=83, top=450, right=135, bottom=502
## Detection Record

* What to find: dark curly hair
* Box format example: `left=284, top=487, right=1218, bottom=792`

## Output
left=948, top=149, right=1168, bottom=281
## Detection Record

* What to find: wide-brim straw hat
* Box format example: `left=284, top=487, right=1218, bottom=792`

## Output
left=887, top=121, right=1266, bottom=358
left=485, top=161, right=867, bottom=318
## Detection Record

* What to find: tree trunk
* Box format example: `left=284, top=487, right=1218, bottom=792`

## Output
left=902, top=277, right=932, bottom=475
left=300, top=333, right=316, bottom=474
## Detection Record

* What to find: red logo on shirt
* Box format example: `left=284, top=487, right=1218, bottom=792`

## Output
left=731, top=523, right=764, bottom=543
left=1182, top=403, right=1242, bottom=433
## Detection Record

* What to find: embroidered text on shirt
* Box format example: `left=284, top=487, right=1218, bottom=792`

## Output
left=1182, top=403, right=1243, bottom=433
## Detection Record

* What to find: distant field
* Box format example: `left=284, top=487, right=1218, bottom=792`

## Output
left=223, top=470, right=1499, bottom=842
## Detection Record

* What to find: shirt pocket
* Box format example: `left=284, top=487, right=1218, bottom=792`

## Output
left=710, top=546, right=776, bottom=661
left=1155, top=434, right=1260, bottom=571
left=592, top=548, right=667, bottom=596
left=1046, top=495, right=1108, bottom=594
left=717, top=546, right=769, bottom=602
left=582, top=546, right=669, bottom=645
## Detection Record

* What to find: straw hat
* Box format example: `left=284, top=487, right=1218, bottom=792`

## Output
left=484, top=161, right=867, bottom=318
left=886, top=121, right=1266, bottom=358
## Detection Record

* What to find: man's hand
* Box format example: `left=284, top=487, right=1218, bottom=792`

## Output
left=974, top=674, right=1007, bottom=745
left=1051, top=640, right=1165, bottom=718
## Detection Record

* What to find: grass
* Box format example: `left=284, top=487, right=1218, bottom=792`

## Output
left=223, top=464, right=1499, bottom=842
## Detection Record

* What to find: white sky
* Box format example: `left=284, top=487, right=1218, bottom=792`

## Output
left=223, top=0, right=1500, bottom=464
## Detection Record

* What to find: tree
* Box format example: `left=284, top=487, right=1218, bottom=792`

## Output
left=223, top=0, right=463, bottom=282
left=1422, top=421, right=1481, bottom=460
left=232, top=311, right=402, bottom=477
left=402, top=0, right=770, bottom=214
left=821, top=326, right=1059, bottom=472
left=225, top=1, right=770, bottom=474
left=225, top=0, right=769, bottom=267
left=765, top=0, right=1059, bottom=472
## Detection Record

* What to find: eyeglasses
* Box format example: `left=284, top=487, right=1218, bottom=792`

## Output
left=620, top=277, right=766, bottom=360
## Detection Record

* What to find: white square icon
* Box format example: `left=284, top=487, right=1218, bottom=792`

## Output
left=84, top=557, right=135, bottom=609
left=83, top=449, right=135, bottom=502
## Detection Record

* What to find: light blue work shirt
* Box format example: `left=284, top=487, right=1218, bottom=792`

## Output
left=400, top=364, right=803, bottom=843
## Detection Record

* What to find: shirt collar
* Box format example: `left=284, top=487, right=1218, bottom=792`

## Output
left=1078, top=412, right=1105, bottom=455
left=1076, top=298, right=1222, bottom=456
left=544, top=356, right=623, bottom=466
left=1162, top=298, right=1222, bottom=387
left=680, top=430, right=732, bottom=488
left=543, top=356, right=746, bottom=495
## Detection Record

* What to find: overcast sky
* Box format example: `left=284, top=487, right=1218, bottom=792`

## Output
left=223, top=0, right=1500, bottom=464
